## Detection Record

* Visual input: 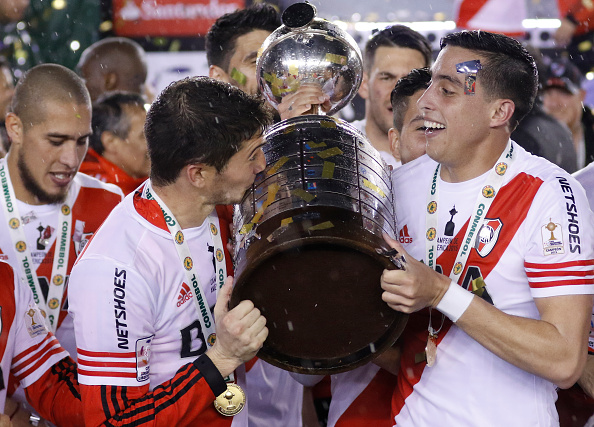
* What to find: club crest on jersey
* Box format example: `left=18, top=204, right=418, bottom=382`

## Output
left=8, top=217, right=19, bottom=229
left=177, top=282, right=193, bottom=307
left=184, top=257, right=193, bottom=270
left=482, top=185, right=495, bottom=198
left=426, top=227, right=436, bottom=241
left=427, top=201, right=437, bottom=214
left=135, top=336, right=153, bottom=382
left=475, top=218, right=503, bottom=258
left=25, top=305, right=47, bottom=338
left=541, top=220, right=565, bottom=256
left=208, top=333, right=216, bottom=346
left=175, top=231, right=184, bottom=245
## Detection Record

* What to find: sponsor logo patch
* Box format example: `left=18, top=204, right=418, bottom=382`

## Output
left=399, top=225, right=413, bottom=244
left=541, top=220, right=565, bottom=256
left=177, top=282, right=193, bottom=307
left=135, top=336, right=153, bottom=382
left=25, top=305, right=47, bottom=338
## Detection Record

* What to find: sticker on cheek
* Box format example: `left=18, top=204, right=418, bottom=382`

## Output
left=231, top=67, right=247, bottom=86
left=456, top=60, right=482, bottom=95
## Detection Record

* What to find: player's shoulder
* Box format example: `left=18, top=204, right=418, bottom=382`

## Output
left=74, top=172, right=124, bottom=199
left=513, top=142, right=573, bottom=185
left=392, top=154, right=437, bottom=188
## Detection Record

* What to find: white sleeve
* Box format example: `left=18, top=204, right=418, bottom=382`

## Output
left=68, top=257, right=156, bottom=387
left=12, top=268, right=68, bottom=388
left=523, top=175, right=594, bottom=299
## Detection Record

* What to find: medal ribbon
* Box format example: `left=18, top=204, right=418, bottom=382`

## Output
left=143, top=182, right=233, bottom=382
left=425, top=139, right=515, bottom=281
left=0, top=160, right=74, bottom=332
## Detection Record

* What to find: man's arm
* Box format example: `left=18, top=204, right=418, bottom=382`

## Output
left=380, top=236, right=592, bottom=388
left=75, top=277, right=267, bottom=426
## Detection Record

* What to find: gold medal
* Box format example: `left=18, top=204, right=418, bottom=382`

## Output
left=214, top=383, right=246, bottom=416
left=425, top=331, right=437, bottom=367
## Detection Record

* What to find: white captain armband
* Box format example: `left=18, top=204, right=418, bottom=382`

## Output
left=435, top=280, right=474, bottom=322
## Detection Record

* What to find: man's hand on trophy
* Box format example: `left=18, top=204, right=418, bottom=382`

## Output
left=206, top=276, right=268, bottom=378
left=278, top=83, right=331, bottom=120
left=380, top=234, right=450, bottom=313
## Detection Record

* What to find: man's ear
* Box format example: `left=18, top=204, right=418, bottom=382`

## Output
left=104, top=72, right=119, bottom=92
left=185, top=162, right=214, bottom=189
left=490, top=99, right=515, bottom=129
left=209, top=65, right=231, bottom=84
left=358, top=72, right=370, bottom=100
left=100, top=131, right=119, bottom=154
left=388, top=127, right=400, bottom=159
left=5, top=112, right=23, bottom=147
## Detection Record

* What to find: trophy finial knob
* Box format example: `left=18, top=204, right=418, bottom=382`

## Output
left=281, top=2, right=317, bottom=28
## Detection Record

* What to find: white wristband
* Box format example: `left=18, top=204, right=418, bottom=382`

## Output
left=435, top=280, right=474, bottom=323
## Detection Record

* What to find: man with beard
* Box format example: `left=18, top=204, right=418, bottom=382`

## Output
left=69, top=77, right=272, bottom=426
left=0, top=63, right=123, bottom=422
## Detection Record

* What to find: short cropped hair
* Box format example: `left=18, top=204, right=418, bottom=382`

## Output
left=440, top=30, right=538, bottom=130
left=90, top=91, right=146, bottom=155
left=364, top=25, right=432, bottom=72
left=205, top=3, right=280, bottom=71
left=145, top=77, right=274, bottom=186
left=11, top=63, right=90, bottom=129
left=390, top=68, right=431, bottom=131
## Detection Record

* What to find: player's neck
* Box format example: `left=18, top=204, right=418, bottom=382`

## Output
left=364, top=119, right=397, bottom=159
left=440, top=138, right=508, bottom=183
left=151, top=182, right=213, bottom=230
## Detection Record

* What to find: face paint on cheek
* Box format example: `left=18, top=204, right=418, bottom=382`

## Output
left=456, top=59, right=482, bottom=95
left=231, top=67, right=247, bottom=86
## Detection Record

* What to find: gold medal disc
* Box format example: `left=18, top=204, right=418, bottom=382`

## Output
left=214, top=383, right=246, bottom=416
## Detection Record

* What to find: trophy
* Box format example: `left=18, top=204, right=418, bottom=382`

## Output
left=230, top=2, right=406, bottom=374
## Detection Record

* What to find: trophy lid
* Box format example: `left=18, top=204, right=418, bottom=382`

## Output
left=257, top=2, right=363, bottom=116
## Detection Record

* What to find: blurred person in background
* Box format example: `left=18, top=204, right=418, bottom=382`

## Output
left=80, top=91, right=149, bottom=195
left=77, top=37, right=151, bottom=103
left=351, top=25, right=432, bottom=169
left=542, top=55, right=594, bottom=169
left=0, top=57, right=15, bottom=158
left=511, top=48, right=577, bottom=173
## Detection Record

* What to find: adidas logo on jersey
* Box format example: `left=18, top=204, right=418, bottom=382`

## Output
left=399, top=225, right=413, bottom=244
left=177, top=282, right=193, bottom=307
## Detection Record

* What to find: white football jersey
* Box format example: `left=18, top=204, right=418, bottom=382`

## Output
left=391, top=142, right=594, bottom=426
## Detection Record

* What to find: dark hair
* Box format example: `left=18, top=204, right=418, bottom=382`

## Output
left=12, top=63, right=90, bottom=128
left=365, top=25, right=432, bottom=72
left=205, top=3, right=280, bottom=71
left=90, top=91, right=146, bottom=155
left=145, top=76, right=273, bottom=186
left=390, top=68, right=431, bottom=131
left=440, top=30, right=538, bottom=130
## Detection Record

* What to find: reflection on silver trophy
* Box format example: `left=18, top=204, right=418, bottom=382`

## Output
left=231, top=2, right=406, bottom=374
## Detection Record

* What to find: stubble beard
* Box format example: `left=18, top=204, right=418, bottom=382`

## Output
left=17, top=154, right=68, bottom=205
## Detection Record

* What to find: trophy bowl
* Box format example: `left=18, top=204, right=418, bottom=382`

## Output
left=256, top=2, right=363, bottom=115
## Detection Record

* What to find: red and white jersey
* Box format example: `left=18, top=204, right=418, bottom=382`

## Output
left=69, top=183, right=246, bottom=426
left=0, top=158, right=123, bottom=359
left=245, top=359, right=304, bottom=427
left=0, top=261, right=69, bottom=411
left=328, top=364, right=397, bottom=427
left=391, top=143, right=594, bottom=426
left=454, top=0, right=527, bottom=36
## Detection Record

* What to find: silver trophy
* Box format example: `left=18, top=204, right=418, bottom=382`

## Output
left=230, top=2, right=405, bottom=375
left=256, top=2, right=363, bottom=115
